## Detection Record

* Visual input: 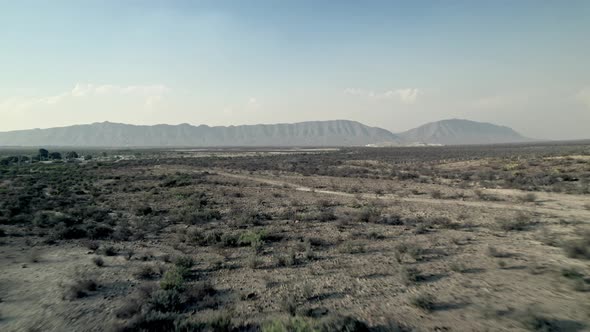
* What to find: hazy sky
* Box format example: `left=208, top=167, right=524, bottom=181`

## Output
left=1, top=1, right=589, bottom=139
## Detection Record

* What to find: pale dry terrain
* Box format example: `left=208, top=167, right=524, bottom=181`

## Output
left=0, top=144, right=589, bottom=331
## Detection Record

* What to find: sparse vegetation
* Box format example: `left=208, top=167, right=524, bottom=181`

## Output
left=562, top=230, right=590, bottom=260
left=63, top=279, right=98, bottom=300
left=496, top=212, right=535, bottom=231
left=400, top=266, right=422, bottom=285
left=516, top=306, right=559, bottom=332
left=519, top=193, right=537, bottom=203
left=160, top=266, right=190, bottom=290
left=409, top=293, right=435, bottom=312
left=92, top=256, right=104, bottom=267
left=134, top=265, right=157, bottom=279
left=1, top=143, right=589, bottom=331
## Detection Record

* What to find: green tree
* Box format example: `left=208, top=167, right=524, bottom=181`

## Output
left=65, top=151, right=79, bottom=160
left=38, top=148, right=49, bottom=160
left=49, top=152, right=62, bottom=160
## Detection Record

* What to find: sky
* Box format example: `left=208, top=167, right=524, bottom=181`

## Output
left=1, top=0, right=589, bottom=139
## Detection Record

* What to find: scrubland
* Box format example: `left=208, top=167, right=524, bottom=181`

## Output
left=0, top=142, right=589, bottom=331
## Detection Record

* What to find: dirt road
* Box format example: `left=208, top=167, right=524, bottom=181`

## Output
left=214, top=170, right=590, bottom=221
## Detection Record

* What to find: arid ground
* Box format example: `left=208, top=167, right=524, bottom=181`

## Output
left=1, top=142, right=589, bottom=331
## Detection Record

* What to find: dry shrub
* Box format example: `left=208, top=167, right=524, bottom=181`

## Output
left=409, top=292, right=435, bottom=312
left=92, top=256, right=104, bottom=267
left=562, top=230, right=590, bottom=260
left=63, top=279, right=98, bottom=300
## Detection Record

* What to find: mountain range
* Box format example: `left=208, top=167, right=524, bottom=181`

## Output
left=0, top=119, right=533, bottom=147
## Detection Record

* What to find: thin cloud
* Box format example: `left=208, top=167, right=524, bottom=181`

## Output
left=0, top=83, right=171, bottom=112
left=344, top=88, right=420, bottom=104
left=71, top=83, right=170, bottom=97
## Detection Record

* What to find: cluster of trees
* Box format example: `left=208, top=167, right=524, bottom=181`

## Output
left=1, top=149, right=91, bottom=166
left=36, top=148, right=81, bottom=161
left=0, top=155, right=30, bottom=166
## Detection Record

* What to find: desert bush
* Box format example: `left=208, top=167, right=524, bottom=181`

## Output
left=394, top=242, right=410, bottom=263
left=396, top=242, right=423, bottom=262
left=121, top=310, right=179, bottom=332
left=187, top=229, right=216, bottom=246
left=358, top=205, right=381, bottom=223
left=238, top=230, right=267, bottom=252
left=160, top=254, right=171, bottom=263
left=247, top=253, right=262, bottom=269
left=275, top=248, right=297, bottom=267
left=85, top=223, right=114, bottom=240
left=400, top=266, right=422, bottom=285
left=316, top=315, right=370, bottom=332
left=409, top=292, right=435, bottom=312
left=280, top=294, right=298, bottom=316
left=339, top=240, right=366, bottom=254
left=136, top=206, right=153, bottom=216
left=572, top=278, right=590, bottom=292
left=85, top=240, right=99, bottom=252
left=519, top=193, right=537, bottom=203
left=516, top=306, right=558, bottom=331
left=562, top=230, right=590, bottom=260
left=426, top=216, right=460, bottom=229
left=560, top=267, right=590, bottom=291
left=263, top=317, right=315, bottom=332
left=102, top=245, right=118, bottom=256
left=186, top=209, right=222, bottom=225
left=63, top=279, right=98, bottom=300
left=115, top=298, right=142, bottom=319
left=92, top=256, right=104, bottom=267
left=537, top=228, right=560, bottom=247
left=263, top=314, right=370, bottom=332
left=216, top=232, right=237, bottom=248
left=496, top=212, right=535, bottom=231
left=113, top=226, right=133, bottom=241
left=174, top=256, right=194, bottom=269
left=304, top=240, right=315, bottom=260
left=160, top=266, right=189, bottom=290
left=124, top=249, right=135, bottom=261
left=134, top=265, right=157, bottom=279
left=235, top=210, right=272, bottom=226
left=317, top=209, right=337, bottom=222
left=560, top=267, right=584, bottom=280
left=52, top=224, right=87, bottom=240
left=367, top=230, right=385, bottom=240
left=33, top=211, right=75, bottom=228
left=474, top=189, right=502, bottom=201
left=377, top=214, right=403, bottom=225
left=148, top=289, right=184, bottom=312
left=174, top=311, right=238, bottom=331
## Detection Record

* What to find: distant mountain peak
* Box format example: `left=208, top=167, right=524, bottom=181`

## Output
left=398, top=119, right=532, bottom=145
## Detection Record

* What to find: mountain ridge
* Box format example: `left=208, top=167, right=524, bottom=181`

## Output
left=0, top=118, right=535, bottom=147
left=0, top=120, right=400, bottom=147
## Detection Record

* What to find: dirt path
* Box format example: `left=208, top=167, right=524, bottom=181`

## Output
left=214, top=171, right=590, bottom=221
